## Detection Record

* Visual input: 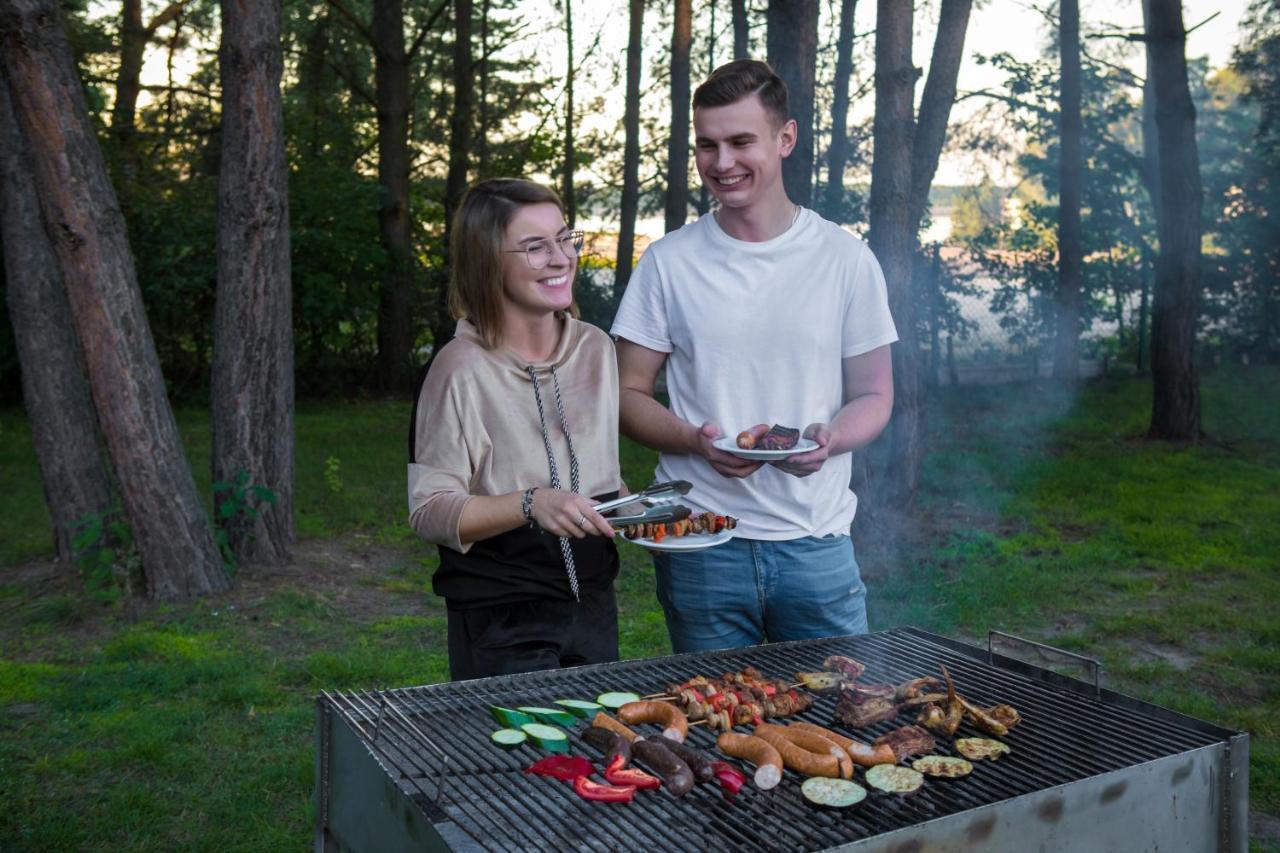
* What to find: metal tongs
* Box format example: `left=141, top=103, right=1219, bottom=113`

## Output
left=593, top=480, right=693, bottom=529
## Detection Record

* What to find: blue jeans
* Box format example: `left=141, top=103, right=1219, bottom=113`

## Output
left=653, top=535, right=868, bottom=653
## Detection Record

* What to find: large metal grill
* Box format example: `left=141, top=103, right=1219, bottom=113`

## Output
left=314, top=627, right=1248, bottom=852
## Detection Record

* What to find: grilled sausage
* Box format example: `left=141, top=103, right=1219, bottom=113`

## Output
left=789, top=721, right=896, bottom=768
left=716, top=732, right=783, bottom=790
left=590, top=712, right=640, bottom=743
left=649, top=734, right=715, bottom=784
left=757, top=724, right=853, bottom=780
left=617, top=700, right=689, bottom=742
left=632, top=738, right=695, bottom=796
left=736, top=430, right=757, bottom=449
left=582, top=725, right=632, bottom=766
left=752, top=726, right=842, bottom=779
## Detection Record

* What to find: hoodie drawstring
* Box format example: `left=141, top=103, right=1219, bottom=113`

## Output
left=526, top=364, right=581, bottom=602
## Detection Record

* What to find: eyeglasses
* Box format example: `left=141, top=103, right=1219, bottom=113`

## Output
left=503, top=230, right=585, bottom=270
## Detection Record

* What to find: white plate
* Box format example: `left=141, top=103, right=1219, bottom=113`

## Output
left=621, top=528, right=734, bottom=552
left=711, top=436, right=818, bottom=460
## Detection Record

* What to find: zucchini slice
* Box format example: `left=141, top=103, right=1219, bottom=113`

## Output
left=517, top=706, right=577, bottom=727
left=488, top=705, right=536, bottom=728
left=520, top=722, right=569, bottom=753
left=595, top=691, right=642, bottom=710
left=912, top=755, right=973, bottom=779
left=553, top=698, right=604, bottom=718
left=490, top=729, right=528, bottom=749
left=865, top=764, right=924, bottom=795
left=954, top=737, right=1011, bottom=762
left=801, top=777, right=867, bottom=809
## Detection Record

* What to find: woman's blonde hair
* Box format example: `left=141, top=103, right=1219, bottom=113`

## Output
left=448, top=178, right=579, bottom=349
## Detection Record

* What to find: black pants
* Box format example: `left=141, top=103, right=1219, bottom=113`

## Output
left=445, top=585, right=619, bottom=681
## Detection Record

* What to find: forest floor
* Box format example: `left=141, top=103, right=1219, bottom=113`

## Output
left=0, top=366, right=1276, bottom=850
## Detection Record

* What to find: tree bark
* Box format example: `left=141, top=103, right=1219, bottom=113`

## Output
left=0, top=0, right=228, bottom=597
left=372, top=0, right=416, bottom=393
left=1053, top=0, right=1083, bottom=381
left=731, top=0, right=747, bottom=59
left=866, top=0, right=920, bottom=506
left=562, top=0, right=576, bottom=226
left=1146, top=0, right=1202, bottom=440
left=213, top=0, right=295, bottom=564
left=1139, top=0, right=1161, bottom=217
left=664, top=0, right=692, bottom=233
left=906, top=0, right=972, bottom=234
left=614, top=0, right=644, bottom=300
left=111, top=0, right=186, bottom=176
left=0, top=69, right=115, bottom=565
left=766, top=0, right=818, bottom=207
left=822, top=0, right=857, bottom=221
left=444, top=0, right=473, bottom=244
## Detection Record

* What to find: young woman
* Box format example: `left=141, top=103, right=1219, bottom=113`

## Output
left=409, top=178, right=624, bottom=680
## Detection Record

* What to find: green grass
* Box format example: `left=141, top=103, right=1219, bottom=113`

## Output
left=1, top=366, right=1277, bottom=849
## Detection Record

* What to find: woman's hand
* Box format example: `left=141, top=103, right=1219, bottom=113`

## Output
left=531, top=488, right=616, bottom=538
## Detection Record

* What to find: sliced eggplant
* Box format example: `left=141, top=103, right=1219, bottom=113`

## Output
left=488, top=705, right=535, bottom=728
left=520, top=722, right=569, bottom=753
left=801, top=777, right=867, bottom=809
left=517, top=706, right=577, bottom=727
left=912, top=755, right=973, bottom=779
left=865, top=764, right=924, bottom=795
left=553, top=698, right=604, bottom=718
left=490, top=728, right=528, bottom=749
left=954, top=737, right=1011, bottom=762
left=596, top=691, right=642, bottom=710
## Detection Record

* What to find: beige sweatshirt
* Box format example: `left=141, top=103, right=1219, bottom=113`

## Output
left=408, top=317, right=622, bottom=553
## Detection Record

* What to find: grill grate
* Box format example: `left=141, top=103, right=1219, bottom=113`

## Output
left=321, top=628, right=1229, bottom=852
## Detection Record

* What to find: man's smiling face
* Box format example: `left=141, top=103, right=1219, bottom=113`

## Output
left=693, top=93, right=795, bottom=212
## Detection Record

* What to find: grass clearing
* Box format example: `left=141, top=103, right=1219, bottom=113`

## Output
left=1, top=366, right=1276, bottom=849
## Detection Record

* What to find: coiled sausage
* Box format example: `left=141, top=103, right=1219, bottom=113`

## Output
left=617, top=700, right=689, bottom=743
left=716, top=732, right=783, bottom=790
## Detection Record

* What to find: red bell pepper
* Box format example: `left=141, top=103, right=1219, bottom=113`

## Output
left=573, top=775, right=636, bottom=803
left=603, top=754, right=661, bottom=790
left=710, top=761, right=747, bottom=803
left=525, top=755, right=594, bottom=781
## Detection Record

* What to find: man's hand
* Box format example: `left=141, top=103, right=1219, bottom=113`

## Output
left=770, top=423, right=832, bottom=478
left=696, top=422, right=765, bottom=479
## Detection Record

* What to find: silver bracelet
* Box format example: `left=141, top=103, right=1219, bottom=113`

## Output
left=520, top=487, right=539, bottom=524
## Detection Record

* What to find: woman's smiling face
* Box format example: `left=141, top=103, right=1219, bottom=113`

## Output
left=500, top=202, right=576, bottom=318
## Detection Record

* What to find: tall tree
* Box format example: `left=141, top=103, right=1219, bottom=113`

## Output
left=438, top=0, right=473, bottom=348
left=213, top=0, right=294, bottom=563
left=561, top=0, right=576, bottom=226
left=665, top=0, right=692, bottom=233
left=1053, top=0, right=1083, bottom=380
left=866, top=0, right=917, bottom=507
left=766, top=0, right=818, bottom=207
left=0, top=70, right=115, bottom=565
left=822, top=0, right=857, bottom=221
left=1146, top=0, right=1202, bottom=439
left=731, top=0, right=747, bottom=59
left=112, top=0, right=188, bottom=172
left=0, top=0, right=228, bottom=597
left=867, top=0, right=972, bottom=507
left=614, top=0, right=644, bottom=300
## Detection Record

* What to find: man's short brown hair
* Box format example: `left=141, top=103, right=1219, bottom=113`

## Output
left=692, top=59, right=789, bottom=129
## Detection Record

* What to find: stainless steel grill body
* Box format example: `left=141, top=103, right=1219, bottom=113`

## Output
left=314, top=627, right=1248, bottom=852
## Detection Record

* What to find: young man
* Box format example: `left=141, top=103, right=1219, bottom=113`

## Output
left=610, top=59, right=897, bottom=653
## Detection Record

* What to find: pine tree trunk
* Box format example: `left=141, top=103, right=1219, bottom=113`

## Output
left=664, top=0, right=691, bottom=233
left=822, top=0, right=857, bottom=221
left=438, top=0, right=473, bottom=348
left=562, top=0, right=576, bottom=226
left=867, top=0, right=921, bottom=507
left=614, top=0, right=644, bottom=300
left=0, top=71, right=115, bottom=565
left=373, top=0, right=415, bottom=393
left=213, top=0, right=294, bottom=564
left=1053, top=0, right=1083, bottom=381
left=766, top=0, right=817, bottom=207
left=0, top=0, right=228, bottom=597
left=1146, top=0, right=1202, bottom=440
left=731, top=0, right=747, bottom=59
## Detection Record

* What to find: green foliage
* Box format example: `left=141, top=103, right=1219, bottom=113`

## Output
left=211, top=470, right=280, bottom=574
left=70, top=507, right=139, bottom=602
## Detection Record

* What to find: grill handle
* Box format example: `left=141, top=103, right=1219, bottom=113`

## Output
left=987, top=630, right=1102, bottom=698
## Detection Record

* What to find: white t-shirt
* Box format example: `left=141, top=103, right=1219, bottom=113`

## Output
left=611, top=208, right=898, bottom=540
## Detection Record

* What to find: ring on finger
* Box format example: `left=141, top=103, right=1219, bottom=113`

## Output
left=576, top=513, right=588, bottom=528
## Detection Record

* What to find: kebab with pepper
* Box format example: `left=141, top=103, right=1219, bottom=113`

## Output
left=660, top=667, right=814, bottom=731
left=620, top=511, right=738, bottom=542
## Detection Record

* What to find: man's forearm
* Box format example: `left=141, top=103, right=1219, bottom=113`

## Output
left=826, top=392, right=893, bottom=456
left=619, top=387, right=700, bottom=454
